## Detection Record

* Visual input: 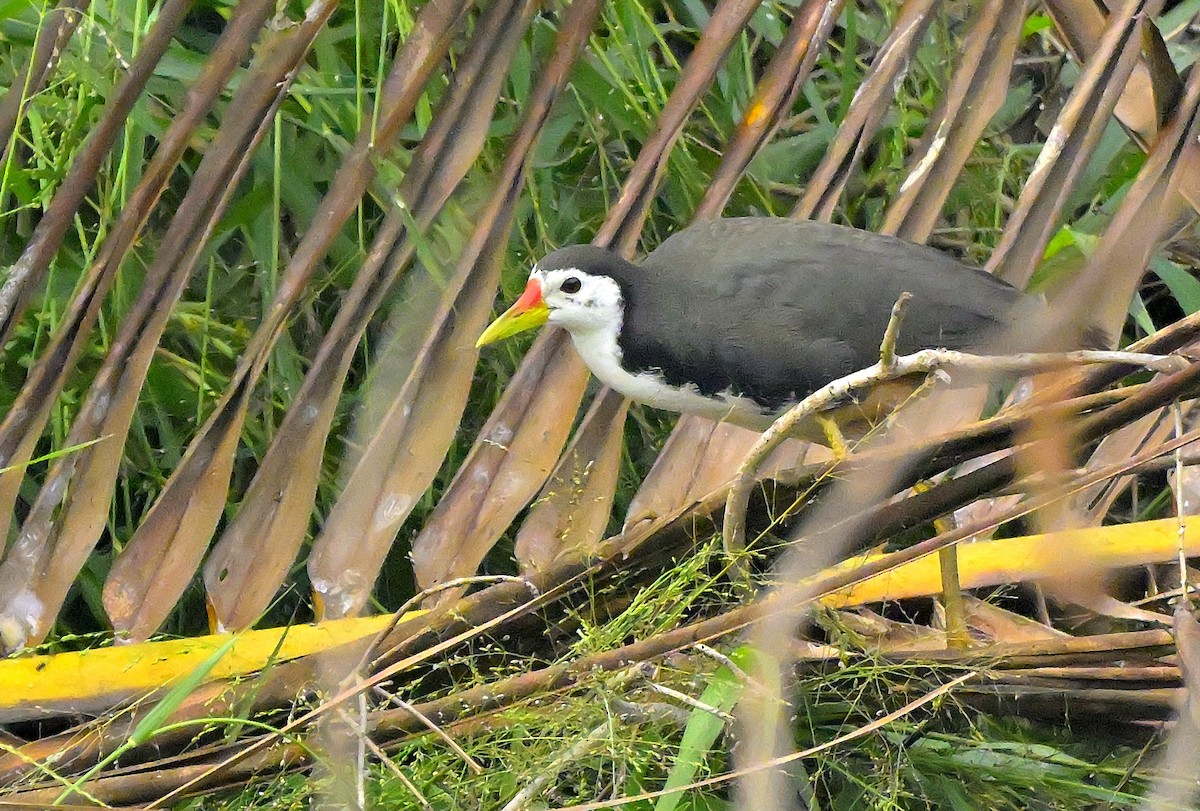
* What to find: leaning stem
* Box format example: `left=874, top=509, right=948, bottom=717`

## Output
left=878, top=292, right=911, bottom=372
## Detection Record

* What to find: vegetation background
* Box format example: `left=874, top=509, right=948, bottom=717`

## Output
left=1, top=0, right=1199, bottom=807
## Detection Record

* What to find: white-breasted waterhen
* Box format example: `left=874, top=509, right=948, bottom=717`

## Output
left=476, top=218, right=1023, bottom=446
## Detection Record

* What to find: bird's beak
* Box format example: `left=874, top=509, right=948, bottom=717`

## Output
left=476, top=278, right=551, bottom=347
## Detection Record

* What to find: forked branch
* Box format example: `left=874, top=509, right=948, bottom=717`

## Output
left=722, top=305, right=1192, bottom=561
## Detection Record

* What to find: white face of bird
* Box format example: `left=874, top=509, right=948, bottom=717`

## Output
left=474, top=268, right=624, bottom=347
left=529, top=267, right=624, bottom=335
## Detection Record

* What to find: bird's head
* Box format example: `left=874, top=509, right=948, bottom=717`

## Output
left=476, top=245, right=628, bottom=347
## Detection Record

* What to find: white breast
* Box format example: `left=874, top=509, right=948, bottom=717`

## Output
left=566, top=318, right=774, bottom=430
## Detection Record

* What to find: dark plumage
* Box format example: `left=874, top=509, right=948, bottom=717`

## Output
left=539, top=218, right=1022, bottom=413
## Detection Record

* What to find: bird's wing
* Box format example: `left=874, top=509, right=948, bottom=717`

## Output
left=621, top=219, right=1021, bottom=408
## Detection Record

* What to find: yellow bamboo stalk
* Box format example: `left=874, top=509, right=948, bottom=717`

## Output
left=819, top=515, right=1198, bottom=607
left=1, top=614, right=407, bottom=716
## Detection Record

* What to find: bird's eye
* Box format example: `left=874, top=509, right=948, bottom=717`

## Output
left=560, top=276, right=582, bottom=294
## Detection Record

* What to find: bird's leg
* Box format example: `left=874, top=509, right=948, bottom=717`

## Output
left=911, top=479, right=969, bottom=649
left=815, top=413, right=851, bottom=460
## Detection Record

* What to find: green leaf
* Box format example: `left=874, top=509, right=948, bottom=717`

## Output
left=1022, top=13, right=1053, bottom=38
left=55, top=634, right=238, bottom=804
left=1151, top=257, right=1200, bottom=315
left=1129, top=293, right=1156, bottom=336
left=655, top=646, right=755, bottom=811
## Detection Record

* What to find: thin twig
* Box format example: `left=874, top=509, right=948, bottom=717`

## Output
left=642, top=680, right=734, bottom=722
left=691, top=643, right=742, bottom=673
left=879, top=292, right=911, bottom=371
left=1131, top=581, right=1200, bottom=609
left=363, top=735, right=433, bottom=810
left=610, top=698, right=692, bottom=726
left=374, top=685, right=484, bottom=774
left=689, top=642, right=774, bottom=697
left=361, top=574, right=535, bottom=671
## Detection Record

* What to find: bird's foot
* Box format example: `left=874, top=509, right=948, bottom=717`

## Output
left=815, top=414, right=851, bottom=460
